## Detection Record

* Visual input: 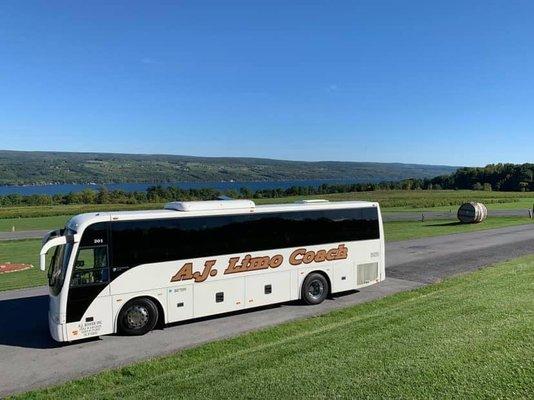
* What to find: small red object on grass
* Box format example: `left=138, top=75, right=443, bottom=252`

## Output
left=0, top=263, right=32, bottom=274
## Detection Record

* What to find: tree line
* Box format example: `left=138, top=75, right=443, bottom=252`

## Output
left=0, top=163, right=531, bottom=207
left=429, top=163, right=534, bottom=192
left=0, top=181, right=428, bottom=207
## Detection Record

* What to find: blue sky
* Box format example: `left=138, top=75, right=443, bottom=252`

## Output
left=0, top=0, right=532, bottom=166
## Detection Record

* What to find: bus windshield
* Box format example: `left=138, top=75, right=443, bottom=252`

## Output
left=48, top=242, right=73, bottom=295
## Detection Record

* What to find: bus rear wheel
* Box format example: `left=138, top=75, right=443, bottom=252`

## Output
left=118, top=298, right=159, bottom=336
left=301, top=273, right=329, bottom=305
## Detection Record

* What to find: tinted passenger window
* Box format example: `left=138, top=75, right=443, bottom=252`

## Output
left=111, top=207, right=379, bottom=268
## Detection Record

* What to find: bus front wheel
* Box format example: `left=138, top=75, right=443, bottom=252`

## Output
left=301, top=273, right=329, bottom=305
left=118, top=297, right=159, bottom=336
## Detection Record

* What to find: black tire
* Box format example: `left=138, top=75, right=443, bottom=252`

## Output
left=118, top=297, right=159, bottom=336
left=301, top=273, right=329, bottom=305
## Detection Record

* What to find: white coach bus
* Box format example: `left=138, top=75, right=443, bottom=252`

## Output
left=40, top=199, right=385, bottom=342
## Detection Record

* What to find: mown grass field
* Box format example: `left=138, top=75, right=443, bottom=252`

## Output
left=1, top=190, right=533, bottom=224
left=0, top=203, right=163, bottom=221
left=15, top=255, right=534, bottom=399
left=0, top=239, right=42, bottom=291
left=0, top=215, right=70, bottom=232
left=1, top=217, right=532, bottom=292
left=384, top=216, right=533, bottom=242
left=255, top=190, right=534, bottom=211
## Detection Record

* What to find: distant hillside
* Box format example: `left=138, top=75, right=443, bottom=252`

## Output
left=0, top=150, right=459, bottom=186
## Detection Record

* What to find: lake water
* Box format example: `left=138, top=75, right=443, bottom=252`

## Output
left=0, top=179, right=370, bottom=196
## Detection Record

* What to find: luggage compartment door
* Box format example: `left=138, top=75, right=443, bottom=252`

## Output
left=245, top=271, right=292, bottom=308
left=193, top=277, right=245, bottom=318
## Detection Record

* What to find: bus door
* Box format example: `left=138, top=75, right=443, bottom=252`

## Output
left=66, top=225, right=114, bottom=340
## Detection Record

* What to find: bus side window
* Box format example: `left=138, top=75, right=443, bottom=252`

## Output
left=71, top=246, right=109, bottom=286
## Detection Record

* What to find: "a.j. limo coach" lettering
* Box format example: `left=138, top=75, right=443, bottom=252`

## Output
left=170, top=244, right=348, bottom=283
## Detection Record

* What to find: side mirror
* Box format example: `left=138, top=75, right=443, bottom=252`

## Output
left=40, top=234, right=81, bottom=271
left=40, top=236, right=67, bottom=271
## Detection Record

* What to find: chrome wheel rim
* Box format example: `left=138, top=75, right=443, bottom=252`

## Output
left=125, top=305, right=149, bottom=329
left=308, top=280, right=325, bottom=300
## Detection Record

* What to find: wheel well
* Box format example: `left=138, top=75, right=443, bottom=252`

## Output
left=116, top=296, right=166, bottom=330
left=302, top=270, right=332, bottom=297
left=148, top=296, right=166, bottom=329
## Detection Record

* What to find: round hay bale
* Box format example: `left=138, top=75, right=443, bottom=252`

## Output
left=457, top=202, right=488, bottom=224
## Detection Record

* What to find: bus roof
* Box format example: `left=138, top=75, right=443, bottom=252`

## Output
left=66, top=200, right=379, bottom=232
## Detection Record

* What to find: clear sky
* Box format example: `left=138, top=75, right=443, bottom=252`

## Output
left=1, top=1, right=532, bottom=166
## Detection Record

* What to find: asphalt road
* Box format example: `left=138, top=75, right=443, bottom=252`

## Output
left=1, top=224, right=534, bottom=397
left=0, top=229, right=49, bottom=241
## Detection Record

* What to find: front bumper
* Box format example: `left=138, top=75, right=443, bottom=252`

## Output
left=48, top=312, right=66, bottom=342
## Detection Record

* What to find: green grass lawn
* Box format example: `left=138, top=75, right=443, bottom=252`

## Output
left=0, top=203, right=164, bottom=220
left=255, top=190, right=534, bottom=211
left=381, top=197, right=534, bottom=212
left=0, top=239, right=42, bottom=291
left=15, top=255, right=534, bottom=399
left=384, top=216, right=533, bottom=242
left=0, top=215, right=70, bottom=232
left=1, top=216, right=532, bottom=292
